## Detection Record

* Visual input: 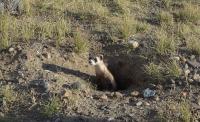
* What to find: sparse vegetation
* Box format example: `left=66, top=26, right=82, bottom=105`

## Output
left=0, top=0, right=199, bottom=121
left=180, top=102, right=192, bottom=122
left=145, top=63, right=165, bottom=82
left=73, top=30, right=89, bottom=54
left=165, top=60, right=181, bottom=78
left=0, top=85, right=17, bottom=104
left=154, top=28, right=177, bottom=55
left=174, top=3, right=200, bottom=23
left=41, top=95, right=61, bottom=118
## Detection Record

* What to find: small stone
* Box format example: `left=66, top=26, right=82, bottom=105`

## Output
left=190, top=55, right=195, bottom=60
left=188, top=79, right=194, bottom=83
left=108, top=117, right=115, bottom=121
left=17, top=45, right=22, bottom=51
left=174, top=56, right=180, bottom=61
left=61, top=89, right=72, bottom=98
left=130, top=91, right=140, bottom=97
left=128, top=41, right=139, bottom=49
left=154, top=95, right=160, bottom=101
left=100, top=94, right=108, bottom=101
left=0, top=112, right=4, bottom=117
left=180, top=57, right=187, bottom=63
left=113, top=92, right=123, bottom=98
left=70, top=82, right=83, bottom=90
left=193, top=74, right=200, bottom=81
left=47, top=53, right=51, bottom=59
left=136, top=101, right=143, bottom=106
left=9, top=47, right=15, bottom=52
left=181, top=92, right=187, bottom=97
left=197, top=98, right=200, bottom=106
left=184, top=64, right=189, bottom=69
left=184, top=69, right=190, bottom=76
left=144, top=102, right=150, bottom=106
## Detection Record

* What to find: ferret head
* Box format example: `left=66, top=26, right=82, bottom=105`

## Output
left=89, top=55, right=104, bottom=66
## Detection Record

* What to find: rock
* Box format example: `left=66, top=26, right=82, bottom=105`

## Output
left=113, top=92, right=123, bottom=98
left=60, top=89, right=72, bottom=99
left=144, top=102, right=150, bottom=106
left=184, top=69, right=190, bottom=76
left=42, top=52, right=51, bottom=59
left=130, top=91, right=140, bottom=97
left=154, top=95, right=160, bottom=101
left=128, top=41, right=139, bottom=49
left=70, top=82, right=83, bottom=90
left=100, top=94, right=108, bottom=101
left=188, top=79, right=194, bottom=83
left=0, top=112, right=4, bottom=117
left=107, top=117, right=115, bottom=121
left=193, top=74, right=200, bottom=82
left=184, top=64, right=189, bottom=69
left=173, top=56, right=180, bottom=61
left=181, top=91, right=187, bottom=97
left=143, top=88, right=156, bottom=98
left=197, top=98, right=200, bottom=106
left=9, top=47, right=15, bottom=52
left=136, top=101, right=143, bottom=106
left=186, top=60, right=200, bottom=68
left=190, top=55, right=195, bottom=61
left=29, top=80, right=49, bottom=92
left=17, top=45, right=22, bottom=51
left=180, top=57, right=187, bottom=63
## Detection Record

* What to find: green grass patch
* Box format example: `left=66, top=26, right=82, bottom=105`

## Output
left=41, top=95, right=61, bottom=118
left=174, top=3, right=200, bottom=23
left=73, top=30, right=89, bottom=54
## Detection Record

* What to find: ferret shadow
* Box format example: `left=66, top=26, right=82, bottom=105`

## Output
left=42, top=63, right=95, bottom=83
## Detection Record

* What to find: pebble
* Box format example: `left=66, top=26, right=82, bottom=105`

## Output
left=113, top=92, right=123, bottom=98
left=180, top=56, right=187, bottom=63
left=136, top=101, right=143, bottom=106
left=184, top=69, right=190, bottom=76
left=144, top=102, right=150, bottom=106
left=193, top=74, right=200, bottom=81
left=181, top=92, right=187, bottom=97
left=190, top=55, right=195, bottom=60
left=184, top=64, right=189, bottom=69
left=70, top=82, right=82, bottom=89
left=130, top=91, right=140, bottom=97
left=154, top=95, right=160, bottom=101
left=188, top=79, right=194, bottom=83
left=128, top=41, right=139, bottom=49
left=173, top=56, right=180, bottom=61
left=0, top=112, right=4, bottom=117
left=17, top=45, right=22, bottom=51
left=100, top=94, right=108, bottom=101
left=9, top=47, right=15, bottom=52
left=61, top=89, right=72, bottom=98
left=197, top=98, right=200, bottom=106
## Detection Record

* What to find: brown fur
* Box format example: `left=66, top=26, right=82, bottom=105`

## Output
left=94, top=61, right=117, bottom=90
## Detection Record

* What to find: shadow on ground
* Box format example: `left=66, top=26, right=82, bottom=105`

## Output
left=0, top=116, right=124, bottom=122
left=42, top=63, right=95, bottom=82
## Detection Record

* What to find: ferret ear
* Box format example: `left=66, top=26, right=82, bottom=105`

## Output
left=99, top=55, right=103, bottom=60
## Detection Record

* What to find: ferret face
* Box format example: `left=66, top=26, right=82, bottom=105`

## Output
left=89, top=55, right=104, bottom=66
